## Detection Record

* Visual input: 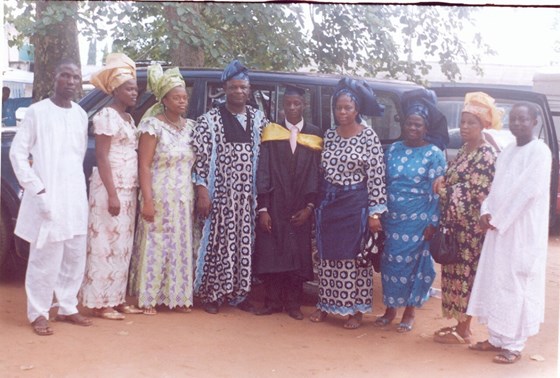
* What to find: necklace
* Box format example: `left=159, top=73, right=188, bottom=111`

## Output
left=163, top=111, right=183, bottom=129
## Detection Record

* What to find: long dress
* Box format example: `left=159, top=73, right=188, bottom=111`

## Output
left=467, top=140, right=551, bottom=339
left=192, top=104, right=267, bottom=305
left=80, top=108, right=139, bottom=309
left=439, top=143, right=496, bottom=321
left=381, top=141, right=446, bottom=308
left=128, top=117, right=196, bottom=309
left=315, top=127, right=387, bottom=316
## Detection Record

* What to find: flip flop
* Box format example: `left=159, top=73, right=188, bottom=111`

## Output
left=343, top=314, right=362, bottom=330
left=433, top=329, right=470, bottom=344
left=309, top=310, right=327, bottom=323
left=493, top=350, right=521, bottom=364
left=396, top=322, right=414, bottom=333
left=31, top=316, right=53, bottom=336
left=142, top=306, right=157, bottom=316
left=373, top=316, right=394, bottom=327
left=55, top=313, right=92, bottom=327
left=116, top=304, right=143, bottom=314
left=434, top=325, right=456, bottom=336
left=469, top=340, right=504, bottom=352
left=92, top=308, right=125, bottom=320
left=174, top=306, right=192, bottom=313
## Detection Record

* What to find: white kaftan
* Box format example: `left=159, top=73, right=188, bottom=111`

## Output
left=467, top=139, right=551, bottom=341
left=9, top=99, right=89, bottom=247
left=9, top=99, right=89, bottom=322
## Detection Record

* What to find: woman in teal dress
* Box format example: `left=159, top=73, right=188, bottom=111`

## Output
left=375, top=89, right=447, bottom=332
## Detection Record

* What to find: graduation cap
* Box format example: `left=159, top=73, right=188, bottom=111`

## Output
left=284, top=84, right=306, bottom=97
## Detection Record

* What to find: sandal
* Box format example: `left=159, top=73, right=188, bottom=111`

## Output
left=115, top=304, right=143, bottom=314
left=55, top=313, right=93, bottom=327
left=343, top=313, right=362, bottom=330
left=174, top=306, right=192, bottom=313
left=434, top=325, right=456, bottom=336
left=493, top=350, right=521, bottom=364
left=142, top=306, right=157, bottom=316
left=92, top=308, right=125, bottom=321
left=309, top=310, right=327, bottom=323
left=396, top=321, right=414, bottom=333
left=433, top=329, right=470, bottom=344
left=31, top=316, right=54, bottom=336
left=469, top=340, right=503, bottom=352
left=374, top=316, right=394, bottom=327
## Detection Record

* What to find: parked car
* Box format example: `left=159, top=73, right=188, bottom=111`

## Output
left=0, top=68, right=426, bottom=276
left=432, top=85, right=560, bottom=230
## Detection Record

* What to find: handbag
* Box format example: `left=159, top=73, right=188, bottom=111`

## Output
left=356, top=231, right=385, bottom=272
left=429, top=225, right=461, bottom=265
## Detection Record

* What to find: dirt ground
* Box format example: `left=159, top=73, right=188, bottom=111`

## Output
left=0, top=238, right=558, bottom=378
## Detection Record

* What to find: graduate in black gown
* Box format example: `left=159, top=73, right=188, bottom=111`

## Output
left=254, top=85, right=323, bottom=320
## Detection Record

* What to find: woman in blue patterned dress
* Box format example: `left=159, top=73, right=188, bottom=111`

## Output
left=375, top=89, right=447, bottom=332
left=309, top=78, right=387, bottom=329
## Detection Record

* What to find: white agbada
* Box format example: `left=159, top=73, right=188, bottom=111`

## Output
left=9, top=99, right=89, bottom=247
left=467, top=139, right=551, bottom=339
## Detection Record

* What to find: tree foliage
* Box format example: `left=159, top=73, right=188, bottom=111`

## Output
left=5, top=1, right=494, bottom=87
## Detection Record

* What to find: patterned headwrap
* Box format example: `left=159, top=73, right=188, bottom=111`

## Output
left=401, top=88, right=449, bottom=150
left=90, top=53, right=136, bottom=94
left=142, top=64, right=186, bottom=119
left=221, top=59, right=249, bottom=82
left=462, top=92, right=503, bottom=130
left=331, top=78, right=384, bottom=125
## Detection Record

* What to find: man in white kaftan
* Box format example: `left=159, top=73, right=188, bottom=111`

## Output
left=467, top=102, right=552, bottom=364
left=9, top=61, right=91, bottom=335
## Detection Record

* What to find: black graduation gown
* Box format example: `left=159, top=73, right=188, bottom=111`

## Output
left=253, top=122, right=322, bottom=280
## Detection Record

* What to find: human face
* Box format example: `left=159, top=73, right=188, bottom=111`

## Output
left=283, top=94, right=304, bottom=125
left=509, top=105, right=536, bottom=145
left=224, top=79, right=250, bottom=108
left=162, top=86, right=188, bottom=116
left=402, top=114, right=427, bottom=145
left=334, top=94, right=358, bottom=126
left=113, top=79, right=138, bottom=108
left=459, top=112, right=484, bottom=144
left=53, top=64, right=81, bottom=100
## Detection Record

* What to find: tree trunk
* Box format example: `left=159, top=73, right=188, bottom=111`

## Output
left=164, top=3, right=205, bottom=67
left=32, top=1, right=82, bottom=102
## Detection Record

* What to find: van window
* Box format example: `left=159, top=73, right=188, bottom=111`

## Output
left=321, top=86, right=402, bottom=142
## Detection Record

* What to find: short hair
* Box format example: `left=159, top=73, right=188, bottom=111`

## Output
left=55, top=58, right=79, bottom=74
left=511, top=102, right=539, bottom=120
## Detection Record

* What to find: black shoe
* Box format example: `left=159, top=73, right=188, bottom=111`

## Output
left=287, top=308, right=304, bottom=320
left=236, top=299, right=255, bottom=313
left=255, top=305, right=283, bottom=316
left=204, top=301, right=219, bottom=314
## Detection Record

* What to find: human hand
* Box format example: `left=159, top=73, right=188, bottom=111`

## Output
left=290, top=207, right=312, bottom=227
left=433, top=176, right=445, bottom=194
left=368, top=216, right=382, bottom=233
left=108, top=194, right=121, bottom=216
left=423, top=224, right=436, bottom=241
left=36, top=192, right=52, bottom=220
left=141, top=200, right=155, bottom=222
left=196, top=186, right=211, bottom=218
left=479, top=214, right=495, bottom=231
left=258, top=211, right=272, bottom=233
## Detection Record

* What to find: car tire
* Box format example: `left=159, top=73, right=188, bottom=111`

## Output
left=0, top=205, right=14, bottom=276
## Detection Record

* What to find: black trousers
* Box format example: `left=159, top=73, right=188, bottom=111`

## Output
left=261, top=272, right=304, bottom=311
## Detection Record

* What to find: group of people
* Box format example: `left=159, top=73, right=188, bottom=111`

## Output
left=9, top=54, right=551, bottom=366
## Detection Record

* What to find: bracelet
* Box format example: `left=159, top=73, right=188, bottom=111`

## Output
left=306, top=203, right=315, bottom=210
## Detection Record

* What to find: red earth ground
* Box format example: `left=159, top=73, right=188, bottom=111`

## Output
left=1, top=238, right=558, bottom=377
